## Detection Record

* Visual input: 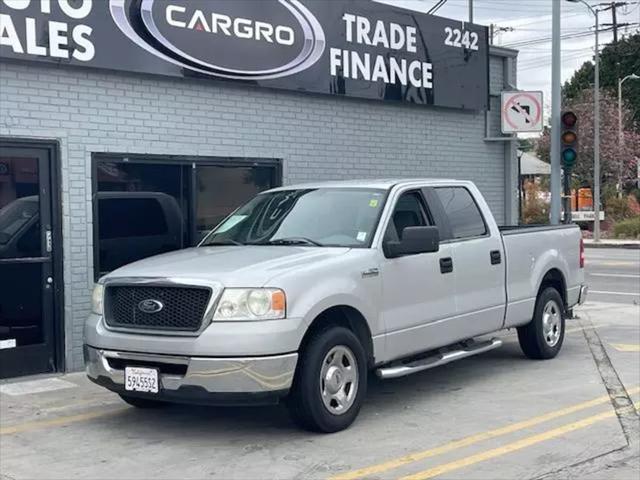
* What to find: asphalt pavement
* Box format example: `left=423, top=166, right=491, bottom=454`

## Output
left=585, top=248, right=640, bottom=304
left=0, top=250, right=638, bottom=479
left=2, top=304, right=639, bottom=479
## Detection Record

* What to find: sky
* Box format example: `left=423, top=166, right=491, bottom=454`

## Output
left=374, top=0, right=640, bottom=126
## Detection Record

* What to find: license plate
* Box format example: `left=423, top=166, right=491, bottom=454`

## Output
left=124, top=367, right=159, bottom=393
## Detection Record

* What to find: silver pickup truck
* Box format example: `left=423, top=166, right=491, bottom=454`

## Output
left=85, top=179, right=587, bottom=432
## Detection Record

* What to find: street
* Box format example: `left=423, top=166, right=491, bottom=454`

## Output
left=1, top=248, right=639, bottom=480
left=585, top=248, right=640, bottom=304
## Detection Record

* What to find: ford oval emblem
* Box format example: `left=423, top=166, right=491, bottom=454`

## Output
left=138, top=299, right=164, bottom=314
left=109, top=0, right=325, bottom=80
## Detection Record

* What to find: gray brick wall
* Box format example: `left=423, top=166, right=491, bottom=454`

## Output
left=0, top=53, right=514, bottom=371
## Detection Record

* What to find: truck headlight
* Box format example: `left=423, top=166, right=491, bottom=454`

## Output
left=213, top=288, right=286, bottom=320
left=91, top=283, right=105, bottom=315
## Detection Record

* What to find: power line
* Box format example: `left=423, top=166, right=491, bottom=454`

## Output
left=504, top=29, right=599, bottom=47
left=427, top=0, right=448, bottom=14
left=502, top=23, right=638, bottom=47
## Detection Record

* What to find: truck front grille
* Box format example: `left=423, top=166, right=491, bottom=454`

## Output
left=104, top=286, right=212, bottom=333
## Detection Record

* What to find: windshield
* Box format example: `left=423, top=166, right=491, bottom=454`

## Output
left=200, top=188, right=387, bottom=248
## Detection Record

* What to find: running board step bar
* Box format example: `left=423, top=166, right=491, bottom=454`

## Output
left=375, top=338, right=503, bottom=379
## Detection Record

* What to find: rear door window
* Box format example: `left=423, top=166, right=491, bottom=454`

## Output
left=434, top=187, right=487, bottom=239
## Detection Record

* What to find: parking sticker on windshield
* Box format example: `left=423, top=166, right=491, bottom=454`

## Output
left=369, top=199, right=379, bottom=207
left=357, top=231, right=367, bottom=242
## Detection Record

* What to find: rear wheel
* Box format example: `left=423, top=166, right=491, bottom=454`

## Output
left=119, top=394, right=167, bottom=409
left=287, top=326, right=367, bottom=433
left=517, top=287, right=565, bottom=359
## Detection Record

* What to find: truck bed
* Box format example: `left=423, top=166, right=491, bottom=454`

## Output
left=499, top=224, right=578, bottom=235
left=500, top=223, right=582, bottom=329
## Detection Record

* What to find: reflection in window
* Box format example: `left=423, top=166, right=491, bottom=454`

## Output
left=0, top=157, right=40, bottom=259
left=0, top=155, right=43, bottom=347
left=203, top=188, right=386, bottom=247
left=196, top=165, right=276, bottom=241
left=96, top=162, right=187, bottom=274
left=435, top=187, right=487, bottom=239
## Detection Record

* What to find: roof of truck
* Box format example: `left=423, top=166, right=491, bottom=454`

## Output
left=267, top=178, right=462, bottom=191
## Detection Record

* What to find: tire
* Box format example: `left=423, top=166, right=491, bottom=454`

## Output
left=119, top=394, right=167, bottom=409
left=287, top=326, right=367, bottom=433
left=517, top=287, right=565, bottom=360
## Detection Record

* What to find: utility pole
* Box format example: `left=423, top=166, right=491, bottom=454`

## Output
left=601, top=1, right=628, bottom=94
left=594, top=8, right=601, bottom=241
left=469, top=0, right=473, bottom=23
left=550, top=0, right=562, bottom=224
left=618, top=74, right=640, bottom=192
left=600, top=1, right=628, bottom=43
left=567, top=0, right=600, bottom=238
left=612, top=2, right=619, bottom=42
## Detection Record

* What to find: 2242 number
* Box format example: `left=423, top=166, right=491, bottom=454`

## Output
left=444, top=27, right=479, bottom=51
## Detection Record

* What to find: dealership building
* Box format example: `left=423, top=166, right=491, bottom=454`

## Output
left=0, top=0, right=518, bottom=378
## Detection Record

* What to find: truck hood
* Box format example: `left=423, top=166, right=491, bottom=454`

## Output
left=104, top=246, right=351, bottom=287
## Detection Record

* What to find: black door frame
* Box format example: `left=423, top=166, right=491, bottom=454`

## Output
left=91, top=153, right=282, bottom=280
left=0, top=137, right=65, bottom=376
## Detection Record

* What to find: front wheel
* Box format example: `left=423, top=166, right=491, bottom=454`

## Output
left=517, top=287, right=565, bottom=359
left=287, top=326, right=367, bottom=433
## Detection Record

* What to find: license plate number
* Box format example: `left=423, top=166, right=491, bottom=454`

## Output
left=124, top=367, right=159, bottom=393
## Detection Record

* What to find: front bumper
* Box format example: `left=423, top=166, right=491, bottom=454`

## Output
left=84, top=345, right=298, bottom=405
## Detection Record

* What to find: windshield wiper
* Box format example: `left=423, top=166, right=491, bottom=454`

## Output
left=205, top=239, right=244, bottom=246
left=266, top=237, right=324, bottom=247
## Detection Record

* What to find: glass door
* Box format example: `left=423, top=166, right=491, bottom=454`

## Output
left=0, top=146, right=56, bottom=378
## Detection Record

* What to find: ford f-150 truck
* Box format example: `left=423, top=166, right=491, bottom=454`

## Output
left=85, top=179, right=587, bottom=432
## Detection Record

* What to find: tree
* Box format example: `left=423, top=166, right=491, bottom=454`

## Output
left=563, top=33, right=640, bottom=127
left=535, top=89, right=640, bottom=194
left=518, top=137, right=535, bottom=152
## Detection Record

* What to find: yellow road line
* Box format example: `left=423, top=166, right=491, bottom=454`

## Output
left=399, top=402, right=640, bottom=480
left=611, top=344, right=640, bottom=352
left=0, top=407, right=128, bottom=436
left=330, top=386, right=640, bottom=480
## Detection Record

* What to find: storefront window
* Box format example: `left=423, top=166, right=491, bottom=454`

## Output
left=93, top=156, right=279, bottom=277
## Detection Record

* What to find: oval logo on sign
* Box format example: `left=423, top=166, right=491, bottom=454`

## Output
left=138, top=299, right=164, bottom=314
left=109, top=0, right=325, bottom=80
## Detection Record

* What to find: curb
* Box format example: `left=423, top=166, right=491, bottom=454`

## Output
left=583, top=243, right=640, bottom=249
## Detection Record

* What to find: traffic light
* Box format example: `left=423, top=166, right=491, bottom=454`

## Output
left=561, top=111, right=578, bottom=169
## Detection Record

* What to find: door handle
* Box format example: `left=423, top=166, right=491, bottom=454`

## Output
left=490, top=250, right=502, bottom=265
left=439, top=257, right=453, bottom=274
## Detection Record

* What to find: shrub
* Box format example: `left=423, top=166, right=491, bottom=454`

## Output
left=522, top=202, right=549, bottom=224
left=521, top=180, right=550, bottom=224
left=605, top=196, right=632, bottom=221
left=613, top=217, right=640, bottom=239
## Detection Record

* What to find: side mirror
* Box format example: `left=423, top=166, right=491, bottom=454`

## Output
left=384, top=226, right=440, bottom=258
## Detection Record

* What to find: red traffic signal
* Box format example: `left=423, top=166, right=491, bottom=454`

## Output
left=561, top=111, right=577, bottom=128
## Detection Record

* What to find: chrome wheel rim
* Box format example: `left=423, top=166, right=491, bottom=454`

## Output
left=542, top=299, right=562, bottom=347
left=320, top=345, right=358, bottom=415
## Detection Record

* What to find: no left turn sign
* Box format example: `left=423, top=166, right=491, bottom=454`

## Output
left=501, top=91, right=543, bottom=134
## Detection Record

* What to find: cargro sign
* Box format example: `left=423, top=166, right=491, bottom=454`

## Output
left=0, top=0, right=490, bottom=110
